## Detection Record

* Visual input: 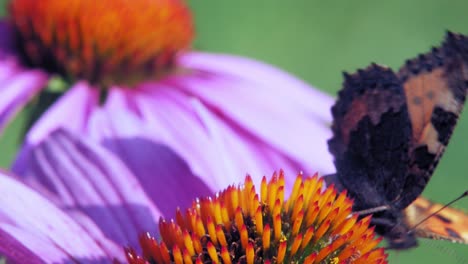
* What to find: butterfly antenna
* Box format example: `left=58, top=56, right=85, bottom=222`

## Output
left=409, top=190, right=468, bottom=233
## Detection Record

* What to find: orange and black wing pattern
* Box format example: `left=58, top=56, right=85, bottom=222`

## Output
left=404, top=196, right=468, bottom=244
left=328, top=63, right=412, bottom=211
left=395, top=32, right=468, bottom=209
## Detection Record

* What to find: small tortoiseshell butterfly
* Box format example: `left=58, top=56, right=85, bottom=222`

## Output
left=325, top=32, right=468, bottom=249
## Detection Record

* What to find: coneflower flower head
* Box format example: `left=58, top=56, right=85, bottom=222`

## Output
left=125, top=172, right=388, bottom=264
left=10, top=0, right=193, bottom=87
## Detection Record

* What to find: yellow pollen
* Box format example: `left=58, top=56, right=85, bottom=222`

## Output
left=10, top=0, right=193, bottom=87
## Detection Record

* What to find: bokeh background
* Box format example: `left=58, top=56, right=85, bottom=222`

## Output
left=0, top=0, right=467, bottom=263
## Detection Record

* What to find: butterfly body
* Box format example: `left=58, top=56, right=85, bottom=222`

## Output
left=326, top=32, right=468, bottom=249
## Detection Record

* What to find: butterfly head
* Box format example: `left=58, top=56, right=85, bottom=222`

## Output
left=385, top=222, right=418, bottom=250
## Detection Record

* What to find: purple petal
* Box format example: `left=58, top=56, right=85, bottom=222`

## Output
left=172, top=52, right=335, bottom=174
left=15, top=129, right=163, bottom=250
left=188, top=98, right=307, bottom=189
left=179, top=52, right=334, bottom=123
left=79, top=106, right=214, bottom=216
left=102, top=84, right=312, bottom=192
left=103, top=87, right=233, bottom=190
left=115, top=52, right=335, bottom=180
left=0, top=229, right=43, bottom=264
left=0, top=170, right=122, bottom=263
left=0, top=61, right=47, bottom=134
left=20, top=82, right=99, bottom=145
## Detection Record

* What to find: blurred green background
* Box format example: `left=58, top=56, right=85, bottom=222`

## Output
left=1, top=0, right=467, bottom=263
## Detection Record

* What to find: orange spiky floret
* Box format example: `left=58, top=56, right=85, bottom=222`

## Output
left=126, top=171, right=387, bottom=263
left=10, top=0, right=193, bottom=87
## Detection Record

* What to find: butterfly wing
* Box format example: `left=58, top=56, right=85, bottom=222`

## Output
left=404, top=196, right=468, bottom=244
left=328, top=64, right=412, bottom=211
left=395, top=32, right=468, bottom=209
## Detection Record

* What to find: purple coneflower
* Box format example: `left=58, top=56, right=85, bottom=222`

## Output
left=0, top=0, right=337, bottom=261
left=1, top=0, right=334, bottom=191
left=0, top=135, right=387, bottom=263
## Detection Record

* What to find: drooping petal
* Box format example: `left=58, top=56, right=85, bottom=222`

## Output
left=178, top=52, right=333, bottom=123
left=99, top=52, right=335, bottom=191
left=102, top=86, right=303, bottom=191
left=88, top=53, right=334, bottom=190
left=0, top=60, right=47, bottom=135
left=0, top=170, right=122, bottom=263
left=13, top=82, right=99, bottom=175
left=15, top=50, right=336, bottom=220
left=85, top=107, right=214, bottom=216
left=174, top=52, right=335, bottom=174
left=104, top=87, right=240, bottom=190
left=0, top=229, right=44, bottom=264
left=14, top=129, right=163, bottom=250
left=188, top=98, right=306, bottom=189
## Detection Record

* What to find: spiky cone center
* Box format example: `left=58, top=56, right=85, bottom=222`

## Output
left=125, top=171, right=387, bottom=264
left=9, top=0, right=194, bottom=88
